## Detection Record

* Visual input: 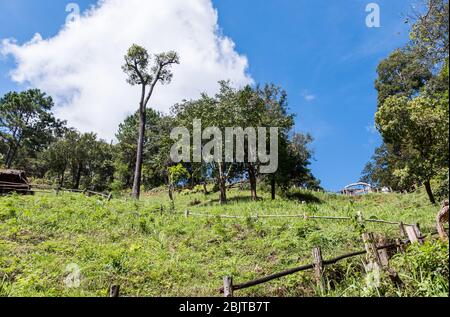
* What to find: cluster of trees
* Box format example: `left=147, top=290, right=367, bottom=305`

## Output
left=0, top=90, right=114, bottom=191
left=362, top=0, right=449, bottom=204
left=1, top=48, right=320, bottom=202
left=169, top=81, right=321, bottom=204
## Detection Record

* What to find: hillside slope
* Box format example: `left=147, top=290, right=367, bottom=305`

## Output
left=0, top=188, right=448, bottom=297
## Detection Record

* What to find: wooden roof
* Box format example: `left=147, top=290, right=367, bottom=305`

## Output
left=0, top=169, right=28, bottom=184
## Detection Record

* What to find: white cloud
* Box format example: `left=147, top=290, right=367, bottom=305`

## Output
left=1, top=0, right=253, bottom=141
left=301, top=90, right=316, bottom=102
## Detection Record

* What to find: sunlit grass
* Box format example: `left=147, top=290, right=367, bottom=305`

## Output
left=0, top=187, right=447, bottom=297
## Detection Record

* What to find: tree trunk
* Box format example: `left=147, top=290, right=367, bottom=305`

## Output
left=168, top=184, right=174, bottom=202
left=248, top=163, right=258, bottom=200
left=218, top=162, right=227, bottom=204
left=424, top=180, right=436, bottom=204
left=4, top=145, right=13, bottom=167
left=74, top=163, right=82, bottom=190
left=132, top=105, right=146, bottom=200
left=5, top=143, right=18, bottom=169
left=271, top=175, right=276, bottom=200
left=59, top=167, right=66, bottom=188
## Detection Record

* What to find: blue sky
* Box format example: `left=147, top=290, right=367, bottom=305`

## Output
left=0, top=0, right=416, bottom=191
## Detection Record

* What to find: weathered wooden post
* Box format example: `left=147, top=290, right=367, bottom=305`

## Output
left=357, top=211, right=365, bottom=226
left=405, top=225, right=420, bottom=244
left=107, top=193, right=113, bottom=201
left=312, top=247, right=325, bottom=293
left=437, top=200, right=449, bottom=240
left=185, top=210, right=190, bottom=218
left=370, top=235, right=404, bottom=289
left=413, top=223, right=424, bottom=244
left=109, top=284, right=120, bottom=297
left=376, top=234, right=389, bottom=267
left=399, top=222, right=406, bottom=238
left=362, top=232, right=383, bottom=270
left=223, top=276, right=234, bottom=298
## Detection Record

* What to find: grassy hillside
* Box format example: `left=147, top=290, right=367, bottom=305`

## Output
left=0, top=187, right=448, bottom=297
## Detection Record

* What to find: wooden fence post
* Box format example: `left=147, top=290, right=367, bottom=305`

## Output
left=223, top=276, right=233, bottom=298
left=399, top=222, right=406, bottom=238
left=357, top=211, right=364, bottom=224
left=413, top=223, right=424, bottom=244
left=357, top=211, right=365, bottom=231
left=365, top=234, right=404, bottom=289
left=185, top=210, right=190, bottom=218
left=109, top=285, right=120, bottom=297
left=376, top=234, right=389, bottom=267
left=405, top=225, right=420, bottom=244
left=362, top=232, right=383, bottom=271
left=312, top=247, right=325, bottom=292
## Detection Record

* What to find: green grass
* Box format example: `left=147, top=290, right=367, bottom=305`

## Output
left=0, top=187, right=447, bottom=297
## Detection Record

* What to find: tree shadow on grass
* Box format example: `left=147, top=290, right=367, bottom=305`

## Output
left=203, top=196, right=263, bottom=206
left=284, top=191, right=323, bottom=204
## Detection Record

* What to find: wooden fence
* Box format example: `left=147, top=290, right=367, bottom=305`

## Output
left=184, top=208, right=430, bottom=296
left=102, top=227, right=445, bottom=298
left=104, top=211, right=445, bottom=297
left=219, top=225, right=438, bottom=297
left=182, top=209, right=414, bottom=227
left=0, top=181, right=112, bottom=200
left=2, top=182, right=445, bottom=297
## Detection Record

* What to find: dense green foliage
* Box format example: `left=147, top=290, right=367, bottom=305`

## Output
left=0, top=188, right=446, bottom=297
left=0, top=89, right=65, bottom=172
left=363, top=0, right=449, bottom=203
left=0, top=81, right=319, bottom=203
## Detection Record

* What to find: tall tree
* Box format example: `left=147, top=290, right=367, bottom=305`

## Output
left=364, top=0, right=449, bottom=203
left=376, top=94, right=448, bottom=204
left=0, top=89, right=65, bottom=170
left=122, top=44, right=179, bottom=199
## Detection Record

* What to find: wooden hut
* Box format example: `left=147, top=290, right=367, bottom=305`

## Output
left=0, top=169, right=31, bottom=195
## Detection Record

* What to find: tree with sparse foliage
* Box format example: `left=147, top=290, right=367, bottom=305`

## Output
left=122, top=44, right=179, bottom=200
